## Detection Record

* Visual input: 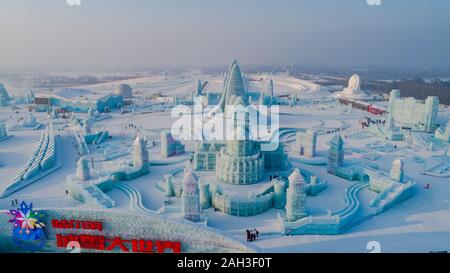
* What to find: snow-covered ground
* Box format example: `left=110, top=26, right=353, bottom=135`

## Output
left=1, top=74, right=449, bottom=253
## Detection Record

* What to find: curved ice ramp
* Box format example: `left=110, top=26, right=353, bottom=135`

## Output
left=0, top=208, right=256, bottom=253
left=0, top=125, right=60, bottom=198
left=370, top=181, right=416, bottom=215
left=281, top=181, right=368, bottom=235
left=112, top=181, right=158, bottom=215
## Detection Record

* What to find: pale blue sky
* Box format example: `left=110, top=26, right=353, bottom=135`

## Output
left=0, top=0, right=449, bottom=71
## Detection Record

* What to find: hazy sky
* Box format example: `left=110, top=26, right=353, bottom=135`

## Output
left=0, top=0, right=449, bottom=72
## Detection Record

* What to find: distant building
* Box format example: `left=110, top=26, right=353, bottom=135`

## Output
left=35, top=88, right=123, bottom=113
left=388, top=89, right=439, bottom=133
left=116, top=84, right=133, bottom=99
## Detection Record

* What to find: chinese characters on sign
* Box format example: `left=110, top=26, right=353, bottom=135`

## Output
left=52, top=219, right=181, bottom=253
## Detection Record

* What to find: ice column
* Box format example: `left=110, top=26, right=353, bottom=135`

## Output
left=285, top=169, right=307, bottom=222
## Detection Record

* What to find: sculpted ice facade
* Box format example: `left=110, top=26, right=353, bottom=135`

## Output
left=294, top=130, right=317, bottom=158
left=0, top=121, right=7, bottom=139
left=434, top=121, right=450, bottom=143
left=285, top=169, right=307, bottom=222
left=181, top=167, right=201, bottom=222
left=389, top=89, right=439, bottom=133
left=161, top=131, right=185, bottom=158
left=327, top=134, right=344, bottom=175
left=0, top=83, right=10, bottom=106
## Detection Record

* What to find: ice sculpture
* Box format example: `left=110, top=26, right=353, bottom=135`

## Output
left=83, top=119, right=92, bottom=135
left=327, top=134, right=344, bottom=175
left=76, top=156, right=91, bottom=181
left=0, top=121, right=8, bottom=139
left=181, top=166, right=201, bottom=222
left=160, top=130, right=185, bottom=157
left=333, top=74, right=373, bottom=100
left=294, top=130, right=317, bottom=158
left=0, top=83, right=10, bottom=106
left=218, top=59, right=248, bottom=110
left=195, top=79, right=203, bottom=96
left=273, top=179, right=286, bottom=209
left=215, top=113, right=264, bottom=185
left=389, top=89, right=439, bottom=132
left=133, top=135, right=149, bottom=172
left=435, top=121, right=450, bottom=143
left=285, top=169, right=307, bottom=222
left=116, top=84, right=133, bottom=99
left=390, top=158, right=404, bottom=182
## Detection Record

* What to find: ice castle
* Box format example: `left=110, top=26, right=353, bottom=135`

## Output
left=389, top=89, right=439, bottom=133
left=194, top=60, right=290, bottom=184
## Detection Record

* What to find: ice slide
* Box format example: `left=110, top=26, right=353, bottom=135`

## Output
left=0, top=125, right=59, bottom=198
left=112, top=181, right=159, bottom=215
left=281, top=181, right=368, bottom=235
left=370, top=181, right=416, bottom=215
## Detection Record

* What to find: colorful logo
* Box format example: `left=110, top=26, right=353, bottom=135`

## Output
left=6, top=201, right=47, bottom=251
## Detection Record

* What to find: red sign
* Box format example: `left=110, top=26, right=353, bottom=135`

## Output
left=52, top=219, right=181, bottom=253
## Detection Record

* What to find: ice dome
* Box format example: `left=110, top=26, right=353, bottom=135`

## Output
left=116, top=84, right=133, bottom=99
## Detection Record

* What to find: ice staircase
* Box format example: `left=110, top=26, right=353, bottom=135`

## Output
left=370, top=181, right=416, bottom=215
left=81, top=183, right=115, bottom=208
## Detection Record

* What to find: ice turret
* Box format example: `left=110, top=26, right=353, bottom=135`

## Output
left=390, top=158, right=404, bottom=182
left=195, top=79, right=203, bottom=96
left=133, top=135, right=149, bottom=172
left=181, top=166, right=201, bottom=222
left=83, top=119, right=91, bottom=135
left=285, top=169, right=307, bottom=221
left=76, top=156, right=91, bottom=181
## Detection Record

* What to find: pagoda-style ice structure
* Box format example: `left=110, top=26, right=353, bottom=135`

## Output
left=160, top=131, right=185, bottom=157
left=194, top=60, right=290, bottom=182
left=327, top=134, right=344, bottom=175
left=435, top=121, right=450, bottom=143
left=285, top=169, right=307, bottom=222
left=181, top=166, right=201, bottom=222
left=389, top=89, right=439, bottom=133
left=294, top=130, right=317, bottom=157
